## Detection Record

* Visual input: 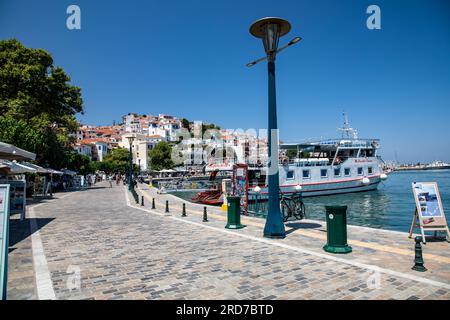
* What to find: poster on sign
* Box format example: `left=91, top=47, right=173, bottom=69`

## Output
left=232, top=164, right=248, bottom=215
left=409, top=182, right=450, bottom=243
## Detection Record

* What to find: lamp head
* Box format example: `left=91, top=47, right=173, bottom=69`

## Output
left=294, top=184, right=302, bottom=191
left=254, top=185, right=261, bottom=193
left=249, top=17, right=291, bottom=60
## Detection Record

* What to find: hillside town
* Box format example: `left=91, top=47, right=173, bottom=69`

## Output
left=73, top=113, right=269, bottom=172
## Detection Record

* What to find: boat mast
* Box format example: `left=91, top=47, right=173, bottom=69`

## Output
left=338, top=112, right=358, bottom=139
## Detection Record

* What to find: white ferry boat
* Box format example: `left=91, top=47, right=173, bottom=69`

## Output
left=248, top=116, right=388, bottom=197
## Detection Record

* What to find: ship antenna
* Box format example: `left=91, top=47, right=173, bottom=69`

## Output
left=338, top=111, right=358, bottom=139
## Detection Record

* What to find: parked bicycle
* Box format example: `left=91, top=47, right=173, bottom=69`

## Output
left=280, top=190, right=306, bottom=222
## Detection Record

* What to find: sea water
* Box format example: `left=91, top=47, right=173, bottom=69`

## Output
left=169, top=170, right=450, bottom=232
left=304, top=170, right=450, bottom=232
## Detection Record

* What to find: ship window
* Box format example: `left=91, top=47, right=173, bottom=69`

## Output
left=286, top=170, right=295, bottom=180
left=334, top=168, right=340, bottom=177
left=321, top=169, right=328, bottom=178
left=302, top=170, right=310, bottom=179
left=344, top=168, right=351, bottom=176
left=357, top=167, right=363, bottom=175
left=368, top=167, right=373, bottom=175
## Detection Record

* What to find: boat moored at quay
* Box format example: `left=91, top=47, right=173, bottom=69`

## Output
left=177, top=117, right=389, bottom=204
left=248, top=121, right=387, bottom=198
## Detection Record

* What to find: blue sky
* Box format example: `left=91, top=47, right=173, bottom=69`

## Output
left=1, top=0, right=449, bottom=163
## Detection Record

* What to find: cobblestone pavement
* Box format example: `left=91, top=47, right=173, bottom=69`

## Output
left=7, top=182, right=450, bottom=300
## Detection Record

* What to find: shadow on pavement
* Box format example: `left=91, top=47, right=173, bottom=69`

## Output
left=8, top=217, right=55, bottom=248
left=285, top=221, right=322, bottom=235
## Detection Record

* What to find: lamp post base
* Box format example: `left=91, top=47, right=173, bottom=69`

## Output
left=263, top=233, right=286, bottom=239
left=323, top=244, right=352, bottom=254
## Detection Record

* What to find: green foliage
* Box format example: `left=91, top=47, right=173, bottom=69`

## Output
left=181, top=118, right=190, bottom=132
left=63, top=151, right=94, bottom=175
left=0, top=39, right=83, bottom=169
left=96, top=148, right=130, bottom=174
left=148, top=141, right=174, bottom=171
left=201, top=123, right=221, bottom=136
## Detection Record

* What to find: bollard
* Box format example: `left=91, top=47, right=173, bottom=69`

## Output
left=141, top=195, right=144, bottom=206
left=225, top=196, right=245, bottom=229
left=165, top=200, right=170, bottom=213
left=182, top=203, right=187, bottom=217
left=323, top=206, right=352, bottom=254
left=152, top=198, right=156, bottom=209
left=202, top=207, right=208, bottom=222
left=412, top=236, right=427, bottom=272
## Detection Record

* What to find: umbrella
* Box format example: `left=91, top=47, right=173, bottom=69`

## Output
left=62, top=169, right=77, bottom=176
left=47, top=168, right=64, bottom=175
left=0, top=141, right=36, bottom=161
left=21, top=162, right=50, bottom=173
left=0, top=160, right=37, bottom=174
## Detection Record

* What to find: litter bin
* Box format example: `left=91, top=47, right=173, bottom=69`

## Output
left=225, top=196, right=245, bottom=229
left=323, top=205, right=352, bottom=254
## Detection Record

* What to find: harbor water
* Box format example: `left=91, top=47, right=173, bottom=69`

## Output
left=303, top=170, right=450, bottom=232
left=169, top=170, right=450, bottom=233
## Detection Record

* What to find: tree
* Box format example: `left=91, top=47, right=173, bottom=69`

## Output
left=181, top=118, right=190, bottom=132
left=0, top=39, right=83, bottom=168
left=63, top=151, right=95, bottom=175
left=202, top=123, right=221, bottom=136
left=148, top=141, right=174, bottom=171
left=99, top=148, right=130, bottom=174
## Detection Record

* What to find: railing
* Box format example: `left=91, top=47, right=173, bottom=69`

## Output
left=155, top=179, right=220, bottom=191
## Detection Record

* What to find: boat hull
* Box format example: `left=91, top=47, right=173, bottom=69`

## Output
left=249, top=176, right=382, bottom=199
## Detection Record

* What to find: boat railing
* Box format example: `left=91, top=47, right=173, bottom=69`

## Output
left=280, top=158, right=332, bottom=167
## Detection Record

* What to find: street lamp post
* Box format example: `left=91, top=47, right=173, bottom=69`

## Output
left=248, top=17, right=301, bottom=239
left=127, top=136, right=135, bottom=191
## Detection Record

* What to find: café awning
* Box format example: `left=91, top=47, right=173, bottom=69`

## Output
left=0, top=160, right=38, bottom=174
left=0, top=142, right=36, bottom=161
left=62, top=169, right=77, bottom=176
left=21, top=162, right=50, bottom=174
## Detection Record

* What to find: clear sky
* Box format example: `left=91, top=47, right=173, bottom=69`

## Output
left=1, top=0, right=449, bottom=163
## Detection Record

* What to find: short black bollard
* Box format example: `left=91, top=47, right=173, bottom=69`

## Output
left=182, top=203, right=187, bottom=217
left=152, top=198, right=156, bottom=209
left=141, top=196, right=144, bottom=206
left=165, top=200, right=170, bottom=213
left=412, top=236, right=427, bottom=272
left=203, top=207, right=208, bottom=222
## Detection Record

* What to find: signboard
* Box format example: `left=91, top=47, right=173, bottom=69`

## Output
left=409, top=182, right=450, bottom=243
left=0, top=184, right=11, bottom=300
left=232, top=164, right=248, bottom=215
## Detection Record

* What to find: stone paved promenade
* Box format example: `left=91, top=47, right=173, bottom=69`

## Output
left=6, top=182, right=450, bottom=300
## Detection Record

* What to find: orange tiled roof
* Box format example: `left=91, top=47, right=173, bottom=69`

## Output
left=79, top=138, right=109, bottom=144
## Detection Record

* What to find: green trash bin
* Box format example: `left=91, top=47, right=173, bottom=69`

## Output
left=323, top=205, right=352, bottom=254
left=225, top=196, right=245, bottom=229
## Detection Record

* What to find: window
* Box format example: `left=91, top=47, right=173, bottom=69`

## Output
left=286, top=170, right=295, bottom=180
left=357, top=167, right=363, bottom=176
left=344, top=168, right=351, bottom=176
left=321, top=169, right=328, bottom=178
left=334, top=168, right=341, bottom=177
left=302, top=170, right=310, bottom=179
left=368, top=167, right=373, bottom=175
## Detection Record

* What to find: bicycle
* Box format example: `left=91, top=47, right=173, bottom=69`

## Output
left=280, top=191, right=306, bottom=222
